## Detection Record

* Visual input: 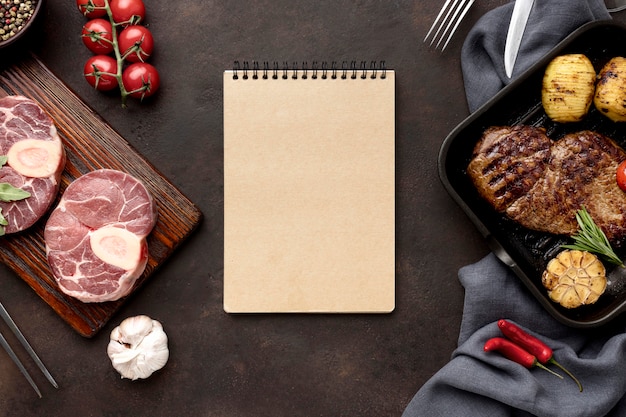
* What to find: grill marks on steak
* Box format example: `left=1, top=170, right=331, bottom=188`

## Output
left=467, top=126, right=552, bottom=212
left=45, top=169, right=158, bottom=303
left=469, top=126, right=626, bottom=245
left=0, top=95, right=65, bottom=233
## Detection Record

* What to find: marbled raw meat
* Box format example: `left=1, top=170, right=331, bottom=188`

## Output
left=44, top=169, right=158, bottom=302
left=0, top=95, right=65, bottom=233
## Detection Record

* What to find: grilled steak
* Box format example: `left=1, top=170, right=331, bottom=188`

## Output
left=468, top=126, right=626, bottom=245
left=468, top=125, right=552, bottom=212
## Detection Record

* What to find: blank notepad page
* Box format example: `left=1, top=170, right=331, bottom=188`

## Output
left=223, top=63, right=395, bottom=313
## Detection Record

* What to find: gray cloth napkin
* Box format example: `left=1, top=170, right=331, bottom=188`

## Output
left=402, top=1, right=626, bottom=416
left=402, top=255, right=626, bottom=416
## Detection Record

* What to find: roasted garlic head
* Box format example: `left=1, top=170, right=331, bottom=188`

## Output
left=542, top=250, right=606, bottom=309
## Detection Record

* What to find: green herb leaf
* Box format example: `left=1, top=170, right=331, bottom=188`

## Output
left=0, top=179, right=30, bottom=236
left=0, top=208, right=7, bottom=237
left=0, top=156, right=7, bottom=167
left=0, top=183, right=30, bottom=202
left=561, top=207, right=624, bottom=267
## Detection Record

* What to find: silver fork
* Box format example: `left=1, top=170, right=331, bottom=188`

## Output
left=424, top=0, right=476, bottom=51
left=0, top=301, right=58, bottom=397
left=425, top=0, right=625, bottom=52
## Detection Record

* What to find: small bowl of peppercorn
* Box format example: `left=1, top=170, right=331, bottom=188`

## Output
left=0, top=0, right=44, bottom=53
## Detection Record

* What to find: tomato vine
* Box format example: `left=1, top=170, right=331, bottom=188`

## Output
left=77, top=0, right=159, bottom=107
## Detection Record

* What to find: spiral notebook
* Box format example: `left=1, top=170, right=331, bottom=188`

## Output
left=223, top=61, right=395, bottom=313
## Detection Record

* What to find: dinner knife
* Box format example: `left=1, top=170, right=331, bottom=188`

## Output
left=504, top=0, right=535, bottom=78
left=0, top=301, right=58, bottom=390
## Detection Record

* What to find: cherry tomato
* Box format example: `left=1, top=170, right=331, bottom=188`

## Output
left=84, top=55, right=119, bottom=91
left=76, top=0, right=107, bottom=18
left=617, top=160, right=626, bottom=191
left=118, top=25, right=154, bottom=63
left=110, top=0, right=146, bottom=26
left=122, top=62, right=160, bottom=99
left=81, top=18, right=114, bottom=55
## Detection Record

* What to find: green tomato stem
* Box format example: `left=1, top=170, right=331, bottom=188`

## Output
left=102, top=0, right=130, bottom=107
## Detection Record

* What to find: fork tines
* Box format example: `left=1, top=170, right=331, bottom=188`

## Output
left=424, top=0, right=476, bottom=51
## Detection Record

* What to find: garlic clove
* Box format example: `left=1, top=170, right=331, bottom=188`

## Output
left=107, top=315, right=169, bottom=380
left=110, top=346, right=142, bottom=365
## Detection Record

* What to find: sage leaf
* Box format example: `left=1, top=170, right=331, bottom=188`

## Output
left=0, top=208, right=7, bottom=237
left=0, top=183, right=30, bottom=202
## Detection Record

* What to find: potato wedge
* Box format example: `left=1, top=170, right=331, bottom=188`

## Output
left=542, top=54, right=596, bottom=123
left=595, top=56, right=626, bottom=122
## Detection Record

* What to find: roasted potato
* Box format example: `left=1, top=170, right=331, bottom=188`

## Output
left=542, top=54, right=596, bottom=123
left=595, top=56, right=626, bottom=122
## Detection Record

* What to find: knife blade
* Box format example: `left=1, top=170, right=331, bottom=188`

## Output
left=504, top=0, right=535, bottom=78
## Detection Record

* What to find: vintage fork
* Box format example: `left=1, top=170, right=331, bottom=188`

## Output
left=425, top=0, right=626, bottom=53
left=0, top=301, right=57, bottom=397
left=424, top=0, right=476, bottom=51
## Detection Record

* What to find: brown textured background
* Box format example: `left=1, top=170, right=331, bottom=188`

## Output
left=0, top=0, right=519, bottom=415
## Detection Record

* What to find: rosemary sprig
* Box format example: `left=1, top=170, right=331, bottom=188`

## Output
left=561, top=207, right=624, bottom=267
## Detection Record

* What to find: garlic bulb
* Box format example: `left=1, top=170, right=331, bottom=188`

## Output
left=107, top=315, right=169, bottom=380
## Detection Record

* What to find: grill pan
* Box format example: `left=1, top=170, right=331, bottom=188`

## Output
left=438, top=21, right=626, bottom=328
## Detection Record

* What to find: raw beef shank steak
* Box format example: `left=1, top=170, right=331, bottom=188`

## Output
left=0, top=95, right=66, bottom=234
left=44, top=169, right=158, bottom=303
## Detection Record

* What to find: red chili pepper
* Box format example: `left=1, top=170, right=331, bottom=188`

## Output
left=484, top=337, right=563, bottom=380
left=498, top=319, right=583, bottom=392
left=498, top=319, right=553, bottom=362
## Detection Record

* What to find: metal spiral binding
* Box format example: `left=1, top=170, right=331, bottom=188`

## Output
left=232, top=60, right=387, bottom=80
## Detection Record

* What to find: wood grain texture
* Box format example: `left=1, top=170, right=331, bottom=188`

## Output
left=0, top=55, right=203, bottom=337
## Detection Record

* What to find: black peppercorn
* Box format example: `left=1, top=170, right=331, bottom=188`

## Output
left=0, top=0, right=36, bottom=42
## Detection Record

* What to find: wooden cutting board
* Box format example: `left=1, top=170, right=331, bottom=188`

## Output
left=0, top=55, right=203, bottom=337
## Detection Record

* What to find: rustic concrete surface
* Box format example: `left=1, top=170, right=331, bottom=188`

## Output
left=0, top=1, right=519, bottom=416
